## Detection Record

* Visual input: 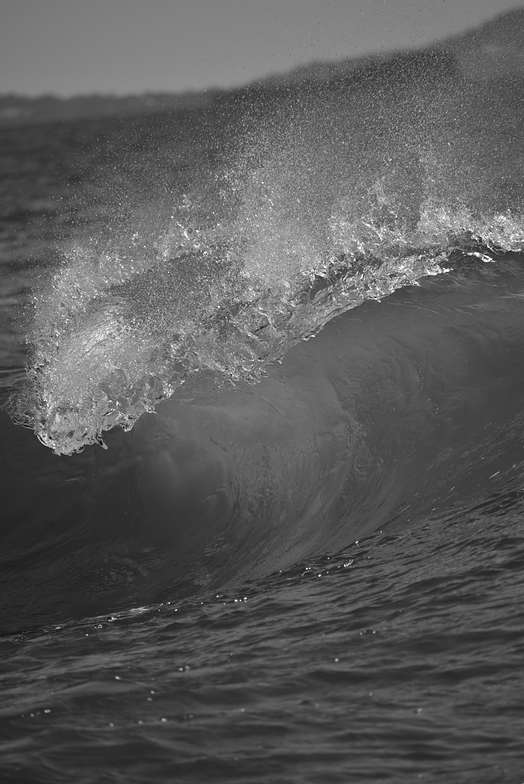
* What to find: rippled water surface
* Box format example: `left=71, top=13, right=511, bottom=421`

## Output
left=2, top=504, right=524, bottom=783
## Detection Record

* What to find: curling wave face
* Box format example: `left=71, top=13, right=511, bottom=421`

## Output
left=3, top=253, right=524, bottom=629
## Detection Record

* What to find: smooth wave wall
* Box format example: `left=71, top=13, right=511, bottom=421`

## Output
left=2, top=259, right=524, bottom=629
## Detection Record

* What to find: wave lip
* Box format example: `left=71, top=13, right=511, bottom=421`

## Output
left=10, top=203, right=524, bottom=456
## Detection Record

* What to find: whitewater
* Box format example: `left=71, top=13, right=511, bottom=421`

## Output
left=1, top=49, right=524, bottom=783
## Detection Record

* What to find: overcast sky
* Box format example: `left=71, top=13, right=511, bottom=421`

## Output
left=2, top=0, right=523, bottom=97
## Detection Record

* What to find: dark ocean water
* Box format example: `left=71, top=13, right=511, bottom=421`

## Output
left=1, top=71, right=524, bottom=783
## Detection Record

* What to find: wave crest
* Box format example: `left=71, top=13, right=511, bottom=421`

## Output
left=9, top=176, right=524, bottom=455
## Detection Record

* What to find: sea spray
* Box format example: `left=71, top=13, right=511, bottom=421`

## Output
left=8, top=85, right=524, bottom=454
left=10, top=196, right=524, bottom=455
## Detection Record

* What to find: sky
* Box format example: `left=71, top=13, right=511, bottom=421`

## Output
left=1, top=0, right=523, bottom=97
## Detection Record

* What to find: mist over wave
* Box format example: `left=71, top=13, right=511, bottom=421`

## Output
left=8, top=80, right=524, bottom=455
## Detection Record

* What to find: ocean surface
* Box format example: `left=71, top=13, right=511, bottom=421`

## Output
left=1, top=67, right=524, bottom=783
